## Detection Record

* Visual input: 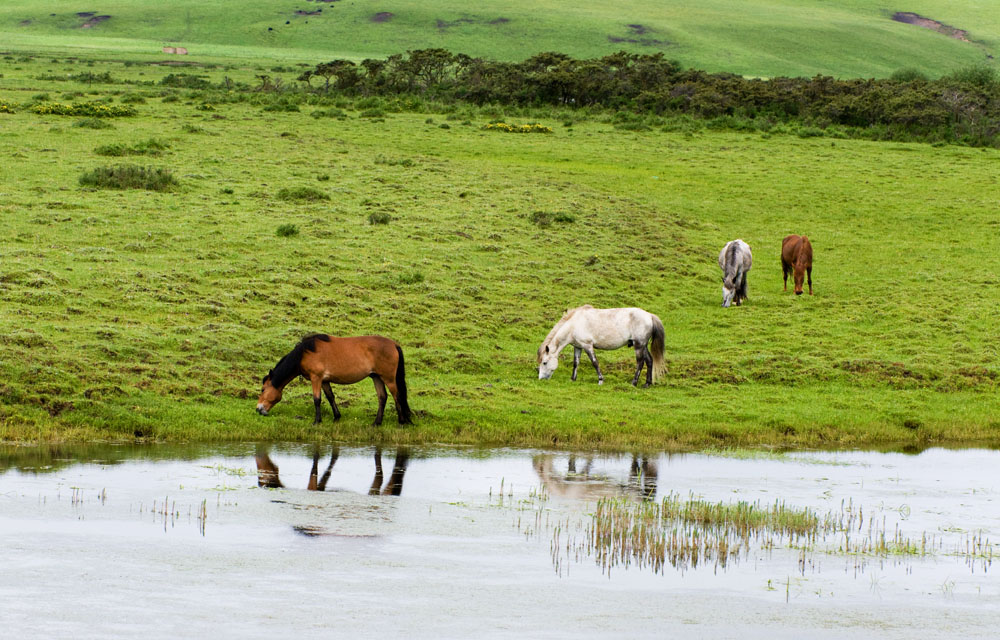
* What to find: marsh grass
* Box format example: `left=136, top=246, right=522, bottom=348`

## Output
left=78, top=165, right=178, bottom=191
left=549, top=493, right=993, bottom=576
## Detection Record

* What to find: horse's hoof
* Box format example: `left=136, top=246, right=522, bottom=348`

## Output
left=597, top=380, right=604, bottom=385
left=643, top=383, right=651, bottom=388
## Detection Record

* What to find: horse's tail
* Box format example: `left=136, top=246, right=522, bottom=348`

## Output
left=394, top=345, right=412, bottom=424
left=649, top=314, right=668, bottom=382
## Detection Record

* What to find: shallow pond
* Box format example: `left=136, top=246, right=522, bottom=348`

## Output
left=1, top=444, right=998, bottom=638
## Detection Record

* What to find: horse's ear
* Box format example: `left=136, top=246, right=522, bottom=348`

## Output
left=545, top=345, right=549, bottom=353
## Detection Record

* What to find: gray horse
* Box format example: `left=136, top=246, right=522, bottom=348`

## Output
left=718, top=239, right=752, bottom=307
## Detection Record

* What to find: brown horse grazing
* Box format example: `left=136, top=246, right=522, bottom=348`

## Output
left=781, top=234, right=813, bottom=296
left=257, top=334, right=411, bottom=426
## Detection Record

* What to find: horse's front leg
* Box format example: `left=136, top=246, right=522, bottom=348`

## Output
left=311, top=378, right=324, bottom=424
left=571, top=347, right=582, bottom=381
left=321, top=381, right=341, bottom=420
left=583, top=345, right=604, bottom=385
left=807, top=267, right=813, bottom=295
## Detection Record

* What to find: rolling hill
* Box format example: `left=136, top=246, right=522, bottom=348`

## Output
left=0, top=0, right=996, bottom=78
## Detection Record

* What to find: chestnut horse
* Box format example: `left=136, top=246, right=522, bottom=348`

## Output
left=781, top=234, right=813, bottom=296
left=257, top=334, right=411, bottom=426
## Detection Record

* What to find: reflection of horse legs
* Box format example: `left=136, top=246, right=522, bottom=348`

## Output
left=308, top=446, right=339, bottom=491
left=583, top=345, right=605, bottom=385
left=571, top=347, right=582, bottom=381
left=321, top=382, right=341, bottom=421
left=255, top=445, right=284, bottom=488
left=629, top=455, right=658, bottom=500
left=369, top=447, right=384, bottom=495
left=369, top=447, right=409, bottom=495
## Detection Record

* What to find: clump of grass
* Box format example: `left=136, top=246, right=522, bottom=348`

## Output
left=94, top=138, right=169, bottom=157
left=120, top=94, right=146, bottom=104
left=276, top=186, right=330, bottom=202
left=181, top=123, right=206, bottom=134
left=374, top=155, right=415, bottom=167
left=73, top=118, right=113, bottom=129
left=482, top=121, right=552, bottom=133
left=397, top=271, right=424, bottom=285
left=275, top=223, right=299, bottom=237
left=311, top=108, right=347, bottom=119
left=368, top=211, right=391, bottom=225
left=78, top=165, right=178, bottom=191
left=529, top=211, right=576, bottom=227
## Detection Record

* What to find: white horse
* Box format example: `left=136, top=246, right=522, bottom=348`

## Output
left=537, top=305, right=667, bottom=386
left=719, top=239, right=752, bottom=307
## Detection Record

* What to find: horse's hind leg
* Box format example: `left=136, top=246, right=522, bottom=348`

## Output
left=782, top=259, right=790, bottom=291
left=631, top=346, right=646, bottom=387
left=383, top=378, right=409, bottom=424
left=738, top=273, right=748, bottom=305
left=370, top=375, right=388, bottom=426
left=311, top=378, right=324, bottom=425
left=583, top=345, right=605, bottom=385
left=571, top=347, right=582, bottom=382
left=643, top=347, right=654, bottom=387
left=321, top=382, right=341, bottom=421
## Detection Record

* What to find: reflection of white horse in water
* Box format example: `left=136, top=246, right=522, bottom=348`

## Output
left=532, top=454, right=658, bottom=500
left=537, top=305, right=667, bottom=386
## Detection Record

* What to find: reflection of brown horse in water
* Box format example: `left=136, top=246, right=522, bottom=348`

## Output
left=255, top=445, right=409, bottom=496
left=257, top=334, right=411, bottom=426
left=532, top=454, right=658, bottom=500
left=781, top=234, right=813, bottom=296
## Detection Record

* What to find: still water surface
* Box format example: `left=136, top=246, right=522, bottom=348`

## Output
left=1, top=444, right=997, bottom=638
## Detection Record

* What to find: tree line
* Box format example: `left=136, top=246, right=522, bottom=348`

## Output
left=292, top=49, right=1000, bottom=147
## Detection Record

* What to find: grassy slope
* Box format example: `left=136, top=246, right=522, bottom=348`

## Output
left=1, top=58, right=999, bottom=450
left=0, top=0, right=996, bottom=77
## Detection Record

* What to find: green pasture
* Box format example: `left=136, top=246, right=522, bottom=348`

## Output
left=0, top=0, right=997, bottom=78
left=0, top=55, right=999, bottom=450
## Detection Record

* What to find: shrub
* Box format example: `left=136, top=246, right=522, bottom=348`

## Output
left=94, top=138, right=169, bottom=157
left=276, top=186, right=330, bottom=201
left=159, top=74, right=211, bottom=89
left=311, top=108, right=347, bottom=119
left=73, top=117, right=113, bottom=129
left=79, top=165, right=179, bottom=191
left=890, top=68, right=929, bottom=83
left=481, top=121, right=552, bottom=133
left=30, top=102, right=137, bottom=117
left=368, top=211, right=391, bottom=225
left=120, top=94, right=146, bottom=104
left=275, top=223, right=299, bottom=237
left=944, top=64, right=998, bottom=88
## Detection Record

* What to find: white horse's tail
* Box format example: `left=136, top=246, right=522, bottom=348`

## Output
left=650, top=314, right=667, bottom=382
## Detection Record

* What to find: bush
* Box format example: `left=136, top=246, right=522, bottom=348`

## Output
left=79, top=165, right=179, bottom=191
left=159, top=74, right=211, bottom=89
left=94, top=138, right=169, bottom=157
left=368, top=211, right=391, bottom=225
left=311, top=108, right=347, bottom=119
left=275, top=223, right=299, bottom=237
left=30, top=102, right=137, bottom=117
left=73, top=117, right=113, bottom=129
left=890, top=68, right=929, bottom=83
left=276, top=186, right=330, bottom=201
left=944, top=65, right=998, bottom=88
left=120, top=94, right=146, bottom=104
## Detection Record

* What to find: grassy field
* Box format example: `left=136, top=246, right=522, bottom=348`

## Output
left=0, top=0, right=997, bottom=78
left=1, top=55, right=999, bottom=450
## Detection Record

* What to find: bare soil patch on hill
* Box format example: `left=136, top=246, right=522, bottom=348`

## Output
left=892, top=12, right=970, bottom=42
left=372, top=12, right=393, bottom=23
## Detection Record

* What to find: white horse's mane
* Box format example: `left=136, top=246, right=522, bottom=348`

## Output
left=537, top=304, right=594, bottom=361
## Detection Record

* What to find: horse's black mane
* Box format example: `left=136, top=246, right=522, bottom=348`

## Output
left=265, top=334, right=331, bottom=388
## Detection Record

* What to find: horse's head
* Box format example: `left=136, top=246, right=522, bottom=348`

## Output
left=721, top=278, right=737, bottom=308
left=256, top=373, right=283, bottom=415
left=537, top=343, right=558, bottom=379
left=792, top=266, right=805, bottom=295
